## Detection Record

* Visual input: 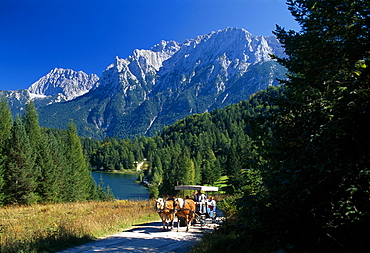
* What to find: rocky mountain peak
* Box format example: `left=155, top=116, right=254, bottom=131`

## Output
left=28, top=68, right=99, bottom=101
left=155, top=27, right=282, bottom=94
left=9, top=27, right=287, bottom=139
left=96, top=40, right=181, bottom=95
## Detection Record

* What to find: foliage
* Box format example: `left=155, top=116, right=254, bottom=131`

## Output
left=4, top=116, right=39, bottom=204
left=0, top=98, right=111, bottom=206
left=0, top=97, right=12, bottom=204
left=219, top=0, right=370, bottom=252
left=190, top=195, right=243, bottom=253
left=4, top=3, right=366, bottom=250
left=81, top=86, right=282, bottom=197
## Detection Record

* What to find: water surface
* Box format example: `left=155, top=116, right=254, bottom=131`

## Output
left=92, top=172, right=150, bottom=200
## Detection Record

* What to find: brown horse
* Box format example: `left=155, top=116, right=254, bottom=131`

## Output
left=174, top=198, right=196, bottom=232
left=155, top=198, right=175, bottom=231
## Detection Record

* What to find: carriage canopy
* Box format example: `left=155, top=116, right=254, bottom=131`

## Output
left=174, top=185, right=218, bottom=192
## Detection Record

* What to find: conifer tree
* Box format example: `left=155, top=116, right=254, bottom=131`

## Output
left=65, top=120, right=95, bottom=201
left=193, top=152, right=203, bottom=184
left=201, top=149, right=221, bottom=185
left=45, top=129, right=76, bottom=202
left=4, top=117, right=38, bottom=204
left=225, top=144, right=242, bottom=177
left=238, top=0, right=370, bottom=251
left=151, top=153, right=163, bottom=186
left=0, top=97, right=12, bottom=144
left=0, top=97, right=12, bottom=205
left=23, top=101, right=41, bottom=146
left=43, top=132, right=67, bottom=202
left=174, top=147, right=194, bottom=185
left=22, top=100, right=54, bottom=201
left=159, top=147, right=177, bottom=194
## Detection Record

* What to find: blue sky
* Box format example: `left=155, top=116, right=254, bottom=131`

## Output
left=0, top=0, right=300, bottom=91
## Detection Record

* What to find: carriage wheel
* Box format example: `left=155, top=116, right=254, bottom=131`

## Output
left=179, top=217, right=186, bottom=227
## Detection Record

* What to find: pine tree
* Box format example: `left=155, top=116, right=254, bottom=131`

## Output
left=201, top=149, right=221, bottom=185
left=150, top=153, right=163, bottom=186
left=23, top=101, right=42, bottom=146
left=0, top=97, right=12, bottom=144
left=22, top=101, right=55, bottom=202
left=45, top=129, right=73, bottom=202
left=65, top=120, right=96, bottom=201
left=193, top=151, right=203, bottom=185
left=225, top=144, right=242, bottom=177
left=0, top=97, right=12, bottom=205
left=4, top=117, right=38, bottom=204
left=174, top=147, right=194, bottom=185
left=44, top=132, right=69, bottom=202
left=159, top=147, right=177, bottom=195
left=240, top=0, right=370, bottom=251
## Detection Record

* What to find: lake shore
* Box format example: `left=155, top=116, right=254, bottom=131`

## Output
left=92, top=169, right=140, bottom=174
left=91, top=171, right=149, bottom=200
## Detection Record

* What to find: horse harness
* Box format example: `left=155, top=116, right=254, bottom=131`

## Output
left=174, top=199, right=196, bottom=214
left=156, top=199, right=175, bottom=213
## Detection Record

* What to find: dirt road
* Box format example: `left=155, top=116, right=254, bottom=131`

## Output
left=58, top=221, right=217, bottom=253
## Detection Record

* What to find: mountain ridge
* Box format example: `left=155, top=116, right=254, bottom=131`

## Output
left=1, top=28, right=286, bottom=139
left=0, top=68, right=99, bottom=115
left=28, top=67, right=99, bottom=100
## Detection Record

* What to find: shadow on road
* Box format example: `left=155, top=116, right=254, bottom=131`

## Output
left=58, top=220, right=208, bottom=253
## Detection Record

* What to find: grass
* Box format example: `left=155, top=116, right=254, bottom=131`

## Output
left=213, top=175, right=228, bottom=194
left=189, top=229, right=240, bottom=253
left=0, top=199, right=158, bottom=253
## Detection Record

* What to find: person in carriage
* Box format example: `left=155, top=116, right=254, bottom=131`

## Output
left=207, top=196, right=217, bottom=222
left=193, top=190, right=206, bottom=214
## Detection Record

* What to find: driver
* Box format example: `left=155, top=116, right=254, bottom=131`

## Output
left=193, top=190, right=206, bottom=214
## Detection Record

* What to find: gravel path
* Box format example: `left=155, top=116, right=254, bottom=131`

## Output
left=58, top=221, right=217, bottom=253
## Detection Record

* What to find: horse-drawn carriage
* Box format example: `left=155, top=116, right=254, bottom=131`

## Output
left=174, top=184, right=218, bottom=192
left=155, top=185, right=219, bottom=232
left=175, top=185, right=219, bottom=227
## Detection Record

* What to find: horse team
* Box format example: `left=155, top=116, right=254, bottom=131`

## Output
left=155, top=197, right=196, bottom=232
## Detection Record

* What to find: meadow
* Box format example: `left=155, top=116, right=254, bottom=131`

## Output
left=0, top=200, right=157, bottom=252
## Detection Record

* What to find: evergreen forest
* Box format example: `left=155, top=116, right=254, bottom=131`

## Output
left=0, top=0, right=369, bottom=251
left=83, top=0, right=370, bottom=251
left=81, top=86, right=281, bottom=198
left=0, top=99, right=112, bottom=205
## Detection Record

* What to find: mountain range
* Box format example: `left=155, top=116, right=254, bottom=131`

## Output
left=0, top=68, right=99, bottom=116
left=0, top=28, right=286, bottom=139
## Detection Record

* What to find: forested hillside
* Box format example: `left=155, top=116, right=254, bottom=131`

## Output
left=0, top=99, right=111, bottom=205
left=82, top=86, right=282, bottom=198
left=83, top=0, right=370, bottom=252
left=191, top=0, right=370, bottom=252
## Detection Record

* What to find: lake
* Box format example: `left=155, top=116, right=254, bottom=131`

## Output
left=92, top=172, right=150, bottom=200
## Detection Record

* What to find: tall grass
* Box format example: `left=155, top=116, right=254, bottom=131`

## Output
left=0, top=200, right=157, bottom=253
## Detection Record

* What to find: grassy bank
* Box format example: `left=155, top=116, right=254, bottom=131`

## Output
left=0, top=199, right=157, bottom=253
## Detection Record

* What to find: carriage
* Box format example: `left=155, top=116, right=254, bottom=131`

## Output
left=156, top=185, right=220, bottom=232
left=174, top=185, right=219, bottom=227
